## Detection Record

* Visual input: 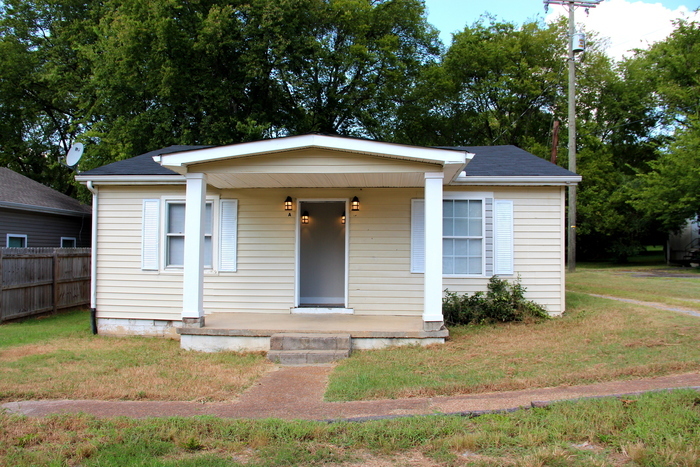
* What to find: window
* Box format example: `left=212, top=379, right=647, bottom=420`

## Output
left=411, top=196, right=513, bottom=276
left=443, top=199, right=483, bottom=275
left=166, top=202, right=213, bottom=268
left=61, top=237, right=76, bottom=248
left=6, top=234, right=27, bottom=248
left=142, top=198, right=238, bottom=272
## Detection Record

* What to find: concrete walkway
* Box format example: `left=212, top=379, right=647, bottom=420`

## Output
left=4, top=368, right=700, bottom=421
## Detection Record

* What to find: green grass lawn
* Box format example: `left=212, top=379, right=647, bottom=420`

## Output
left=2, top=390, right=699, bottom=466
left=0, top=309, right=272, bottom=402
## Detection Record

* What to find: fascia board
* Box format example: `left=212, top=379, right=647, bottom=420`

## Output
left=156, top=134, right=467, bottom=168
left=0, top=201, right=89, bottom=217
left=451, top=175, right=582, bottom=186
left=75, top=175, right=186, bottom=185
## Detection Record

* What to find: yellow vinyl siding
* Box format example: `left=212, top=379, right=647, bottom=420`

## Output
left=443, top=186, right=565, bottom=313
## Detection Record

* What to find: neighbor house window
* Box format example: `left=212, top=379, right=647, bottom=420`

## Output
left=6, top=234, right=27, bottom=248
left=442, top=199, right=483, bottom=275
left=166, top=201, right=213, bottom=268
left=61, top=237, right=76, bottom=248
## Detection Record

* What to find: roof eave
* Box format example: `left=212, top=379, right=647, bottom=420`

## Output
left=451, top=175, right=582, bottom=186
left=75, top=174, right=186, bottom=185
left=0, top=201, right=91, bottom=217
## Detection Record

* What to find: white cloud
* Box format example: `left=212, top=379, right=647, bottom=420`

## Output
left=545, top=0, right=699, bottom=61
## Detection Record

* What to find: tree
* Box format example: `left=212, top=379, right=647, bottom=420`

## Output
left=387, top=17, right=567, bottom=150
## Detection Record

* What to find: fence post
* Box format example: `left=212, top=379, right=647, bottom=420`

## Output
left=53, top=249, right=59, bottom=314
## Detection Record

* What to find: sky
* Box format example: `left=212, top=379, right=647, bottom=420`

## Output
left=423, top=0, right=699, bottom=61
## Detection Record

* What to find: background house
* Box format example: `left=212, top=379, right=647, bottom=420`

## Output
left=0, top=168, right=91, bottom=248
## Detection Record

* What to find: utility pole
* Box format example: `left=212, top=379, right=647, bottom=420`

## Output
left=543, top=0, right=601, bottom=273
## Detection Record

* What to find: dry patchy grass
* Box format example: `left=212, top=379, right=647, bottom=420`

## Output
left=327, top=292, right=700, bottom=401
left=0, top=336, right=272, bottom=402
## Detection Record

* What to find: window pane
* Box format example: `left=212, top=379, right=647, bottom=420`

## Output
left=468, top=239, right=482, bottom=256
left=454, top=218, right=468, bottom=235
left=454, top=239, right=468, bottom=255
left=204, top=204, right=213, bottom=236
left=454, top=200, right=469, bottom=217
left=8, top=236, right=25, bottom=248
left=443, top=238, right=453, bottom=255
left=469, top=200, right=482, bottom=217
left=443, top=200, right=453, bottom=217
left=468, top=257, right=482, bottom=274
left=468, top=219, right=482, bottom=236
left=168, top=204, right=186, bottom=234
left=61, top=238, right=76, bottom=248
left=454, top=257, right=468, bottom=274
left=167, top=236, right=184, bottom=266
left=204, top=237, right=212, bottom=267
left=442, top=256, right=453, bottom=275
left=443, top=217, right=453, bottom=236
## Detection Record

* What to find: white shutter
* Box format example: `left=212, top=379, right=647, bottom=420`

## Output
left=219, top=199, right=238, bottom=272
left=411, top=199, right=425, bottom=273
left=494, top=200, right=514, bottom=275
left=142, top=199, right=160, bottom=270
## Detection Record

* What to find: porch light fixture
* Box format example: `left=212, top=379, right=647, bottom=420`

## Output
left=341, top=211, right=346, bottom=224
left=301, top=211, right=310, bottom=224
left=351, top=196, right=360, bottom=211
left=284, top=196, right=293, bottom=211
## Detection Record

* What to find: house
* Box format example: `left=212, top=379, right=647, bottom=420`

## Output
left=75, top=134, right=580, bottom=352
left=0, top=167, right=91, bottom=248
left=667, top=216, right=699, bottom=266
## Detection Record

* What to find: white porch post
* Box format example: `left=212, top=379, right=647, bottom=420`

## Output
left=182, top=172, right=207, bottom=327
left=423, top=172, right=444, bottom=330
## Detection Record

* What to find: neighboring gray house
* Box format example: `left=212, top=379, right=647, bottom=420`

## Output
left=0, top=168, right=91, bottom=248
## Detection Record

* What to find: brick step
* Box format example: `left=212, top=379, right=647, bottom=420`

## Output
left=269, top=333, right=351, bottom=351
left=267, top=349, right=351, bottom=365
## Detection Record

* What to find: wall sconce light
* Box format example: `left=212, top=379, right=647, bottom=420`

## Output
left=341, top=211, right=346, bottom=224
left=301, top=211, right=310, bottom=224
left=351, top=196, right=360, bottom=211
left=284, top=196, right=293, bottom=211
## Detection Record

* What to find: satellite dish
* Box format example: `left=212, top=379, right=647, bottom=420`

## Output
left=66, top=143, right=84, bottom=167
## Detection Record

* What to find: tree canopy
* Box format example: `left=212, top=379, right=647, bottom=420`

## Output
left=1, top=0, right=698, bottom=261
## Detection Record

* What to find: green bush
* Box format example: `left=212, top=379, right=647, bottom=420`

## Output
left=443, top=276, right=550, bottom=325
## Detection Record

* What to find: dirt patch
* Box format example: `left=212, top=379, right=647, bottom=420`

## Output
left=613, top=268, right=700, bottom=278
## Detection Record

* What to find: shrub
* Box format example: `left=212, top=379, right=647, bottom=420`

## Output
left=443, top=276, right=549, bottom=326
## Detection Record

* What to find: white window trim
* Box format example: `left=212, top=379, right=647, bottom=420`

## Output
left=60, top=237, right=77, bottom=248
left=161, top=195, right=219, bottom=272
left=442, top=194, right=487, bottom=278
left=412, top=192, right=499, bottom=278
left=6, top=234, right=27, bottom=248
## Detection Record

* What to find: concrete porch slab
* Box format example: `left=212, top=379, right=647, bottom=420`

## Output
left=177, top=313, right=448, bottom=352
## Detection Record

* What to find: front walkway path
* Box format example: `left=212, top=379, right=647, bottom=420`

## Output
left=3, top=368, right=700, bottom=421
left=587, top=294, right=700, bottom=317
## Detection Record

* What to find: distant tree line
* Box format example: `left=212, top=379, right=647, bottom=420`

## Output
left=1, top=0, right=698, bottom=260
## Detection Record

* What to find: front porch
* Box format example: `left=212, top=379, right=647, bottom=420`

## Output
left=177, top=312, right=449, bottom=353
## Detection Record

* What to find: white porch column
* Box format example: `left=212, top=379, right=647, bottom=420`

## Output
left=423, top=172, right=444, bottom=330
left=182, top=173, right=207, bottom=327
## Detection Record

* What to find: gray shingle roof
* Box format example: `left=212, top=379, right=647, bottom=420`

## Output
left=80, top=141, right=576, bottom=179
left=438, top=145, right=577, bottom=177
left=0, top=168, right=91, bottom=214
left=79, top=145, right=211, bottom=176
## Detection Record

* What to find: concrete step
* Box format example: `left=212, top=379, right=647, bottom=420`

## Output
left=267, top=349, right=351, bottom=365
left=269, top=333, right=351, bottom=351
left=268, top=333, right=352, bottom=364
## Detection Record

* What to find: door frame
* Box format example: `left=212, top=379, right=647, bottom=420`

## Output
left=294, top=198, right=350, bottom=311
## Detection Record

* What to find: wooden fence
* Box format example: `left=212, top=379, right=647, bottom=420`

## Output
left=0, top=248, right=91, bottom=322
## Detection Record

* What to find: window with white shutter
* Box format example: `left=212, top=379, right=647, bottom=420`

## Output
left=219, top=199, right=238, bottom=272
left=493, top=200, right=514, bottom=275
left=410, top=195, right=513, bottom=276
left=142, top=199, right=160, bottom=270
